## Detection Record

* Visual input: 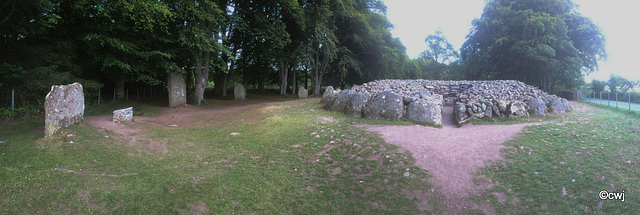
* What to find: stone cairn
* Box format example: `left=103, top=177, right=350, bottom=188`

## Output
left=45, top=83, right=85, bottom=137
left=321, top=79, right=571, bottom=126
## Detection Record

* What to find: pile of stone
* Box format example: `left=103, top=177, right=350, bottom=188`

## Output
left=453, top=80, right=570, bottom=124
left=321, top=79, right=571, bottom=126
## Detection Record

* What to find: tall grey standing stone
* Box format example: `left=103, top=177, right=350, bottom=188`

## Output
left=298, top=87, right=308, bottom=99
left=113, top=107, right=133, bottom=123
left=167, top=72, right=186, bottom=107
left=363, top=91, right=403, bottom=120
left=234, top=83, right=246, bottom=100
left=45, top=83, right=85, bottom=138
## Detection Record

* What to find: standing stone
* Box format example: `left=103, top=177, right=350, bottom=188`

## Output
left=405, top=95, right=443, bottom=126
left=234, top=83, right=246, bottom=100
left=363, top=91, right=403, bottom=120
left=323, top=90, right=339, bottom=110
left=298, top=87, right=308, bottom=99
left=167, top=72, right=186, bottom=107
left=113, top=107, right=133, bottom=123
left=45, top=83, right=84, bottom=138
left=528, top=97, right=546, bottom=116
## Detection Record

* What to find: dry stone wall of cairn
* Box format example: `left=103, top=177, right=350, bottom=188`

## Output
left=321, top=79, right=571, bottom=126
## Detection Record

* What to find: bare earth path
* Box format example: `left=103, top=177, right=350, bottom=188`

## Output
left=361, top=106, right=547, bottom=214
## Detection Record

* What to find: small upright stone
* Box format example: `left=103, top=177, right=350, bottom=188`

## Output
left=113, top=107, right=133, bottom=123
left=234, top=83, right=246, bottom=100
left=298, top=87, right=308, bottom=99
left=167, top=72, right=186, bottom=107
left=45, top=83, right=85, bottom=138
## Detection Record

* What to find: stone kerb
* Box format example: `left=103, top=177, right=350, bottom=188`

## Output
left=45, top=83, right=85, bottom=137
left=321, top=79, right=571, bottom=127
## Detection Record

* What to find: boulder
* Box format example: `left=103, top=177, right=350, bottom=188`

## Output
left=405, top=95, right=443, bottom=125
left=331, top=90, right=355, bottom=113
left=509, top=101, right=529, bottom=118
left=345, top=92, right=371, bottom=118
left=45, top=83, right=85, bottom=137
left=497, top=100, right=508, bottom=113
left=527, top=97, right=546, bottom=116
left=362, top=91, right=403, bottom=120
left=234, top=83, right=246, bottom=100
left=322, top=90, right=339, bottom=110
left=298, top=87, right=308, bottom=99
left=454, top=102, right=469, bottom=122
left=167, top=72, right=187, bottom=107
left=548, top=97, right=569, bottom=114
left=113, top=107, right=133, bottom=123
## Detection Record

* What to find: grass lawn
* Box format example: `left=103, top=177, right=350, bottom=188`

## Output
left=0, top=98, right=438, bottom=214
left=475, top=101, right=640, bottom=214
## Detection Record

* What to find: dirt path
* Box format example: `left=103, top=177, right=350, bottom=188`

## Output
left=361, top=106, right=547, bottom=214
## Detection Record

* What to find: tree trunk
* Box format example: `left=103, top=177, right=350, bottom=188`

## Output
left=304, top=68, right=308, bottom=90
left=291, top=69, right=297, bottom=94
left=279, top=61, right=289, bottom=95
left=258, top=73, right=265, bottom=92
left=116, top=79, right=125, bottom=98
left=194, top=51, right=210, bottom=105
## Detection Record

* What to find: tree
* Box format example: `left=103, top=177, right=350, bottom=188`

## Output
left=461, top=0, right=606, bottom=93
left=421, top=30, right=459, bottom=64
left=590, top=79, right=605, bottom=94
left=608, top=75, right=635, bottom=93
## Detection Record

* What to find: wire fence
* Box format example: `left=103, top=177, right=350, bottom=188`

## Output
left=1, top=86, right=168, bottom=120
left=584, top=91, right=640, bottom=112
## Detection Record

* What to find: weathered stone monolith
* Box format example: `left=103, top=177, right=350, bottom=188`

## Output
left=405, top=94, right=443, bottom=126
left=45, top=83, right=84, bottom=137
left=167, top=72, right=186, bottom=107
left=113, top=107, right=133, bottom=123
left=298, top=87, right=308, bottom=99
left=234, top=83, right=246, bottom=100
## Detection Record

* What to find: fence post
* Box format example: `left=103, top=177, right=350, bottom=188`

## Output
left=630, top=93, right=632, bottom=111
left=98, top=88, right=101, bottom=107
left=600, top=92, right=602, bottom=104
left=608, top=93, right=610, bottom=106
left=616, top=91, right=618, bottom=108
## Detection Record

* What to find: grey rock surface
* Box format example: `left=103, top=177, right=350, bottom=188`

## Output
left=363, top=91, right=403, bottom=120
left=528, top=97, right=546, bottom=116
left=509, top=101, right=529, bottom=118
left=332, top=90, right=355, bottom=113
left=405, top=94, right=443, bottom=125
left=234, top=83, right=246, bottom=100
left=298, top=87, right=308, bottom=99
left=168, top=72, right=186, bottom=107
left=113, top=107, right=133, bottom=123
left=345, top=92, right=371, bottom=118
left=45, top=83, right=84, bottom=137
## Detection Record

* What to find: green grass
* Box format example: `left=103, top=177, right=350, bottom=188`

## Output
left=0, top=98, right=439, bottom=213
left=474, top=101, right=640, bottom=214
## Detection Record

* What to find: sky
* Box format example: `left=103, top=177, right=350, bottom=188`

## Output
left=381, top=0, right=640, bottom=82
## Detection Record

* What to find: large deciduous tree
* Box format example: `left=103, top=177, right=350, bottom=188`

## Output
left=461, top=0, right=606, bottom=93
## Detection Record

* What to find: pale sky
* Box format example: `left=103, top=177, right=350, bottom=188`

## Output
left=382, top=0, right=640, bottom=82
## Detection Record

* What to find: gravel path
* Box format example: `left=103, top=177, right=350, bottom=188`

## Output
left=361, top=106, right=545, bottom=214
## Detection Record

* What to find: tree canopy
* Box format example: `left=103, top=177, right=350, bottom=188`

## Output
left=461, top=0, right=606, bottom=93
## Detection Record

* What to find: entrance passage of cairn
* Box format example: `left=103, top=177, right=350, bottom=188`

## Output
left=321, top=80, right=571, bottom=126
